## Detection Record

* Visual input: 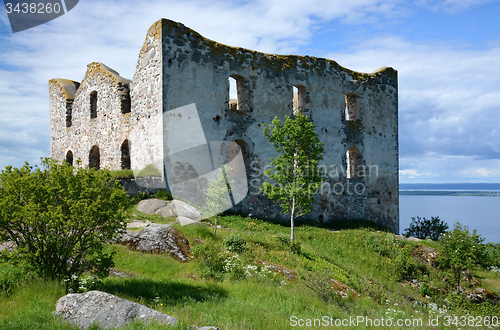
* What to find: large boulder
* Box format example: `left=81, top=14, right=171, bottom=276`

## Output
left=136, top=198, right=169, bottom=214
left=155, top=199, right=202, bottom=220
left=120, top=224, right=191, bottom=261
left=54, top=290, right=178, bottom=329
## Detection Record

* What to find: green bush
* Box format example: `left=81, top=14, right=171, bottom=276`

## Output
left=0, top=251, right=31, bottom=295
left=403, top=216, right=448, bottom=241
left=223, top=234, right=248, bottom=253
left=154, top=189, right=173, bottom=200
left=392, top=245, right=425, bottom=281
left=439, top=222, right=487, bottom=290
left=192, top=244, right=225, bottom=280
left=0, top=158, right=129, bottom=280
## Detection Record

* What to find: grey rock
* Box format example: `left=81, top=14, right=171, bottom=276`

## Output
left=136, top=198, right=169, bottom=214
left=155, top=199, right=202, bottom=220
left=54, top=290, right=178, bottom=329
left=126, top=219, right=152, bottom=228
left=120, top=224, right=191, bottom=261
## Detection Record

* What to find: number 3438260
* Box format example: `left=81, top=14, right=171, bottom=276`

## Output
left=5, top=2, right=62, bottom=14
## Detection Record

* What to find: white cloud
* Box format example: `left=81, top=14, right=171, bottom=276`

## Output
left=0, top=0, right=499, bottom=184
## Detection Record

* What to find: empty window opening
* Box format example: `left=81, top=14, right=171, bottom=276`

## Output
left=120, top=140, right=131, bottom=170
left=121, top=90, right=131, bottom=114
left=345, top=93, right=359, bottom=121
left=228, top=75, right=248, bottom=111
left=90, top=91, right=98, bottom=119
left=293, top=84, right=306, bottom=115
left=89, top=145, right=100, bottom=170
left=228, top=139, right=249, bottom=177
left=66, top=101, right=73, bottom=127
left=347, top=147, right=362, bottom=179
left=65, top=150, right=73, bottom=166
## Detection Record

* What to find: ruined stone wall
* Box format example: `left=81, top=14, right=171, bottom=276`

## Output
left=152, top=19, right=399, bottom=232
left=129, top=21, right=164, bottom=175
left=50, top=18, right=399, bottom=233
left=50, top=63, right=132, bottom=170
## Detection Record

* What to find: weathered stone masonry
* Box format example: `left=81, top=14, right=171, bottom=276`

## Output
left=50, top=18, right=399, bottom=233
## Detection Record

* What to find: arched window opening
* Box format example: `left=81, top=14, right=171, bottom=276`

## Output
left=293, top=84, right=307, bottom=115
left=120, top=140, right=131, bottom=170
left=121, top=90, right=131, bottom=114
left=90, top=91, right=98, bottom=119
left=65, top=150, right=73, bottom=166
left=228, top=75, right=248, bottom=111
left=345, top=93, right=359, bottom=121
left=89, top=145, right=100, bottom=170
left=347, top=147, right=362, bottom=179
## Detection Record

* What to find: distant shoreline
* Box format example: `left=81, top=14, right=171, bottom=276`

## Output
left=399, top=191, right=500, bottom=196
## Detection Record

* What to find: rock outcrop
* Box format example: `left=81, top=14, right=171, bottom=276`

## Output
left=155, top=199, right=203, bottom=220
left=120, top=224, right=191, bottom=261
left=136, top=198, right=169, bottom=214
left=54, top=290, right=178, bottom=329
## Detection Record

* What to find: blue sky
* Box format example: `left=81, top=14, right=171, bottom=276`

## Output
left=0, top=0, right=499, bottom=183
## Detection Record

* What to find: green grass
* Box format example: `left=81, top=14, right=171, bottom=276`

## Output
left=1, top=211, right=499, bottom=329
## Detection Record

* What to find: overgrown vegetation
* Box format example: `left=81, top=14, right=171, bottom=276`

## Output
left=1, top=195, right=499, bottom=329
left=0, top=158, right=129, bottom=280
left=403, top=216, right=449, bottom=241
left=262, top=112, right=326, bottom=243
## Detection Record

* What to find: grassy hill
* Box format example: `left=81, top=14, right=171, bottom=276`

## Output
left=1, top=201, right=499, bottom=330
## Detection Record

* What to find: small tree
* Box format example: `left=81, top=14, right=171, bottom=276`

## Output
left=0, top=158, right=129, bottom=280
left=262, top=113, right=326, bottom=243
left=403, top=216, right=448, bottom=241
left=204, top=164, right=233, bottom=236
left=439, top=222, right=487, bottom=291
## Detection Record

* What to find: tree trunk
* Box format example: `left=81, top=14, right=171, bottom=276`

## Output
left=214, top=215, right=218, bottom=236
left=290, top=196, right=295, bottom=243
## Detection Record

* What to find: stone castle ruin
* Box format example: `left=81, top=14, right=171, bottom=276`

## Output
left=49, top=18, right=399, bottom=233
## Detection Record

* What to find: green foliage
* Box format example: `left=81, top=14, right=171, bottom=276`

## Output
left=392, top=245, right=427, bottom=281
left=439, top=222, right=487, bottom=290
left=321, top=218, right=391, bottom=232
left=419, top=282, right=435, bottom=297
left=262, top=113, right=326, bottom=242
left=0, top=251, right=31, bottom=295
left=483, top=242, right=500, bottom=267
left=403, top=216, right=449, bottom=241
left=223, top=234, right=248, bottom=253
left=192, top=244, right=225, bottom=280
left=154, top=189, right=173, bottom=201
left=204, top=164, right=233, bottom=235
left=0, top=158, right=129, bottom=280
left=109, top=169, right=135, bottom=179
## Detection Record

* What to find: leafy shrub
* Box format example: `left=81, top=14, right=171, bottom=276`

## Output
left=0, top=251, right=31, bottom=295
left=403, top=216, right=448, bottom=241
left=392, top=245, right=426, bottom=281
left=154, top=189, right=173, bottom=200
left=419, top=282, right=435, bottom=298
left=273, top=233, right=302, bottom=254
left=192, top=244, right=225, bottom=280
left=0, top=158, right=129, bottom=280
left=483, top=243, right=500, bottom=268
left=439, top=222, right=487, bottom=290
left=223, top=234, right=248, bottom=253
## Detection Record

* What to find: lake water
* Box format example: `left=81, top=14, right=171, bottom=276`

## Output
left=399, top=195, right=500, bottom=243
